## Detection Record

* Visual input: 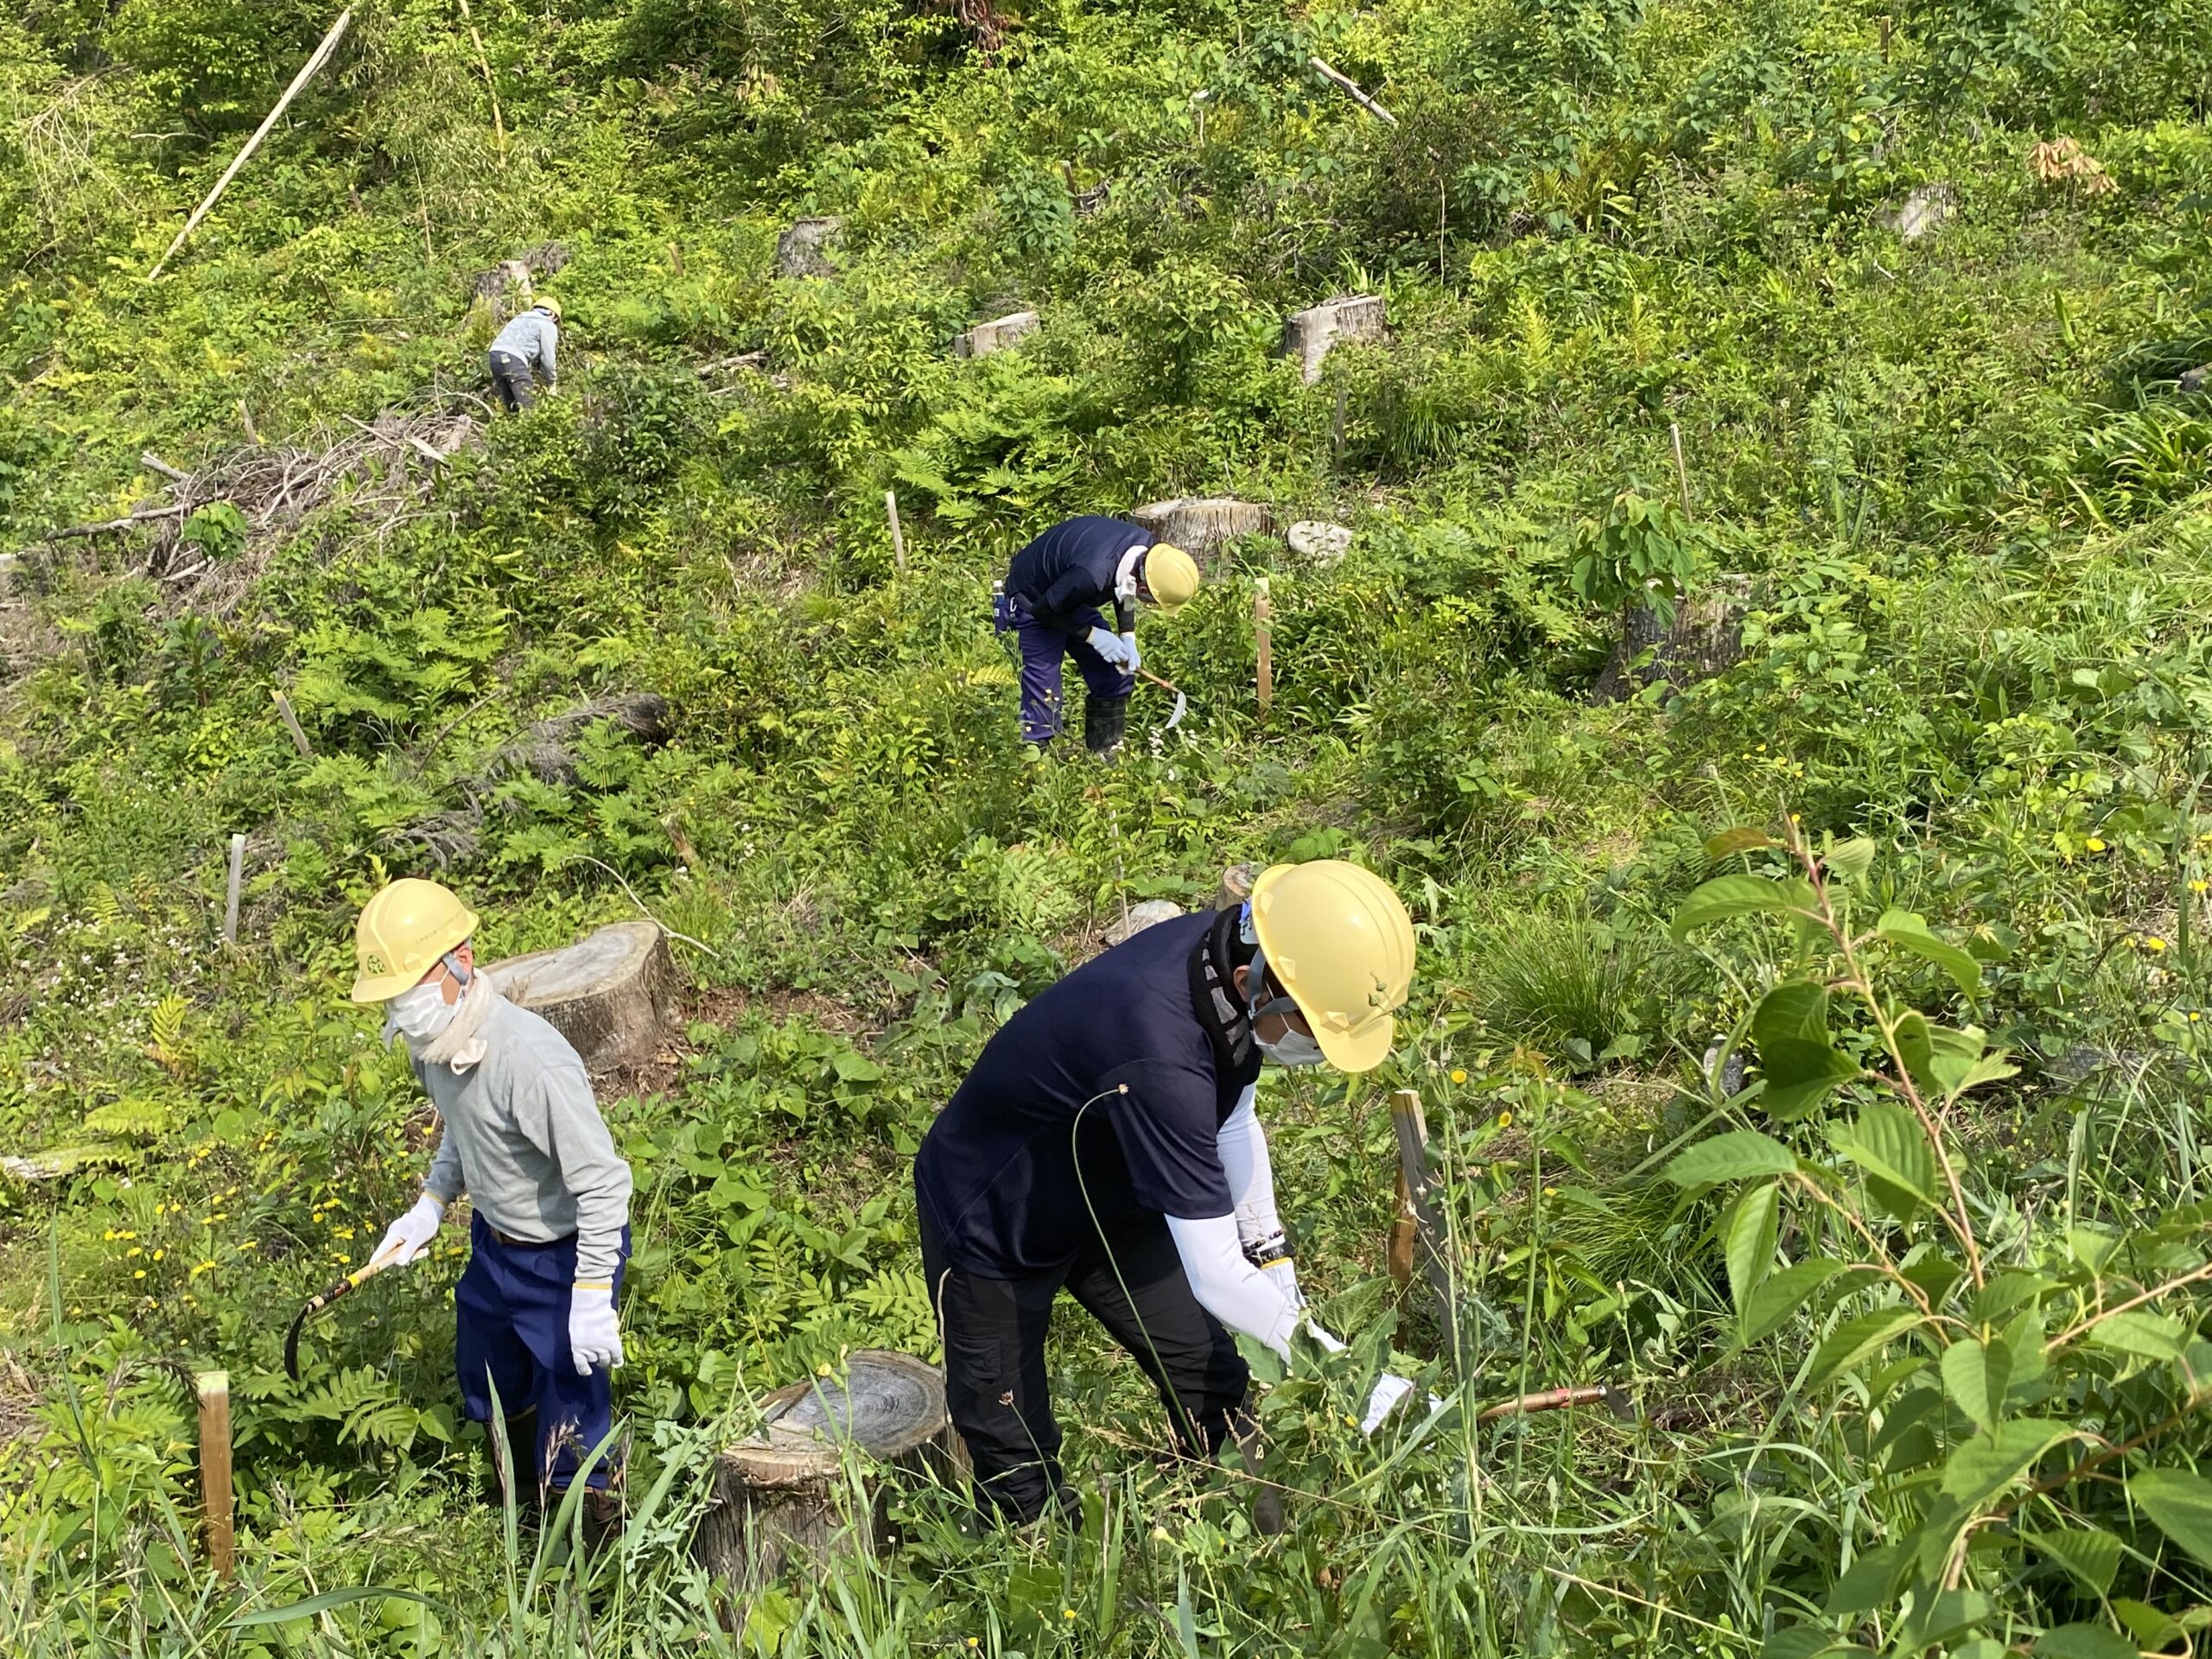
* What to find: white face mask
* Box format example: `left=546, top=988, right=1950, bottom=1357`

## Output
left=385, top=979, right=460, bottom=1045
left=1256, top=1028, right=1327, bottom=1068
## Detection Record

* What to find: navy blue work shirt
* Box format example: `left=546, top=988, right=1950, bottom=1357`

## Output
left=915, top=911, right=1261, bottom=1277
left=1002, top=516, right=1155, bottom=636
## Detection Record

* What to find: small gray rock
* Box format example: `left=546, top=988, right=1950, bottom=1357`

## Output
left=775, top=216, right=844, bottom=279
left=1287, top=521, right=1353, bottom=563
left=1105, top=899, right=1185, bottom=946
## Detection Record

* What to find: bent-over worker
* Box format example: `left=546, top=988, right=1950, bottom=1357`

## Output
left=993, top=515, right=1200, bottom=755
left=488, top=296, right=561, bottom=411
left=913, top=860, right=1418, bottom=1526
left=352, top=878, right=632, bottom=1542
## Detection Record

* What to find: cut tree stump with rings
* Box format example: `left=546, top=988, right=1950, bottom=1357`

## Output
left=482, top=919, right=680, bottom=1074
left=694, top=1351, right=960, bottom=1597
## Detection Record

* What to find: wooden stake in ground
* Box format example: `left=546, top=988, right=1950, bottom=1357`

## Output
left=222, top=833, right=246, bottom=946
left=1389, top=1089, right=1452, bottom=1328
left=884, top=490, right=906, bottom=574
left=197, top=1371, right=235, bottom=1581
left=147, top=10, right=353, bottom=282
left=271, top=690, right=314, bottom=758
left=1254, top=577, right=1273, bottom=721
left=1670, top=422, right=1694, bottom=518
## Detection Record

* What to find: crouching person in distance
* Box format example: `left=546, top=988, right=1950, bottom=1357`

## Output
left=993, top=514, right=1200, bottom=757
left=351, top=878, right=632, bottom=1546
left=913, top=860, right=1417, bottom=1526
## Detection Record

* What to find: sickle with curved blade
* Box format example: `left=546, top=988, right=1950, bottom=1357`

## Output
left=283, top=1251, right=400, bottom=1381
left=1136, top=667, right=1186, bottom=733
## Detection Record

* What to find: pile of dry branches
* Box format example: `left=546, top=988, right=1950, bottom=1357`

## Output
left=33, top=394, right=486, bottom=615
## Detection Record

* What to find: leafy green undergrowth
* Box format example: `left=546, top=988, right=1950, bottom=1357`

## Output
left=9, top=0, right=2212, bottom=1649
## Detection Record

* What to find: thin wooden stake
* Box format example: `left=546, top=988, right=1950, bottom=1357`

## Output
left=238, top=400, right=260, bottom=444
left=197, top=1371, right=235, bottom=1581
left=271, top=690, right=314, bottom=758
left=223, top=833, right=245, bottom=946
left=1670, top=422, right=1694, bottom=518
left=1254, top=576, right=1272, bottom=721
left=453, top=0, right=507, bottom=168
left=1389, top=1089, right=1452, bottom=1325
left=147, top=10, right=353, bottom=281
left=885, top=489, right=906, bottom=573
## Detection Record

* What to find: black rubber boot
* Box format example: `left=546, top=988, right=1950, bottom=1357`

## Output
left=486, top=1409, right=538, bottom=1510
left=579, top=1488, right=626, bottom=1554
left=1084, top=693, right=1130, bottom=759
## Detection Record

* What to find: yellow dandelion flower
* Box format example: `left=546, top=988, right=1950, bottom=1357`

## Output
left=2086, top=837, right=2107, bottom=853
left=1497, top=1111, right=1513, bottom=1129
left=132, top=1269, right=145, bottom=1280
left=1063, top=1607, right=1077, bottom=1620
left=2194, top=880, right=2209, bottom=895
left=1450, top=1068, right=1468, bottom=1084
left=2147, top=937, right=2169, bottom=952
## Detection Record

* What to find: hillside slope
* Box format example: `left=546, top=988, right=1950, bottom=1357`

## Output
left=6, top=0, right=2212, bottom=1652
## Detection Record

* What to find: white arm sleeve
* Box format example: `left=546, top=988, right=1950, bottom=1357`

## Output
left=1165, top=1212, right=1305, bottom=1358
left=1217, top=1087, right=1282, bottom=1249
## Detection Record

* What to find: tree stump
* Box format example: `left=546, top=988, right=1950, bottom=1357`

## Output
left=694, top=1351, right=956, bottom=1594
left=1593, top=576, right=1751, bottom=704
left=1881, top=182, right=1955, bottom=241
left=1214, top=862, right=1259, bottom=911
left=952, top=310, right=1039, bottom=359
left=1281, top=295, right=1384, bottom=384
left=482, top=920, right=680, bottom=1073
left=1129, top=498, right=1270, bottom=563
left=775, top=216, right=843, bottom=278
left=1104, top=899, right=1184, bottom=946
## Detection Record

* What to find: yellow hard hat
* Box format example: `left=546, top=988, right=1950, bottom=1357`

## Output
left=350, top=878, right=479, bottom=1003
left=1248, top=860, right=1415, bottom=1073
left=534, top=295, right=563, bottom=322
left=1143, top=543, right=1200, bottom=613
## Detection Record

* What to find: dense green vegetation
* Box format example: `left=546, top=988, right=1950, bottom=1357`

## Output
left=6, top=0, right=2212, bottom=1650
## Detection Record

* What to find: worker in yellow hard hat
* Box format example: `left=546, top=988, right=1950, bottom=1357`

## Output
left=913, top=859, right=1419, bottom=1529
left=487, top=293, right=562, bottom=411
left=991, top=515, right=1202, bottom=757
left=350, top=877, right=632, bottom=1545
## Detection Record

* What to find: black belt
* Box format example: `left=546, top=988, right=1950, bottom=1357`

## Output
left=491, top=1226, right=575, bottom=1249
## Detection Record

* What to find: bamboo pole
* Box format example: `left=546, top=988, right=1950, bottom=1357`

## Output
left=147, top=10, right=354, bottom=281
left=1254, top=577, right=1272, bottom=720
left=452, top=0, right=507, bottom=168
left=271, top=690, right=314, bottom=758
left=222, top=833, right=245, bottom=945
left=1308, top=56, right=1400, bottom=127
left=197, top=1372, right=235, bottom=1581
left=885, top=490, right=906, bottom=573
left=1670, top=422, right=1694, bottom=518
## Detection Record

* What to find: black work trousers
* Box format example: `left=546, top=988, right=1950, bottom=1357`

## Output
left=919, top=1205, right=1251, bottom=1524
left=488, top=350, right=537, bottom=411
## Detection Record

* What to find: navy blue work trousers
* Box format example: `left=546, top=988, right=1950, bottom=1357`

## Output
left=454, top=1212, right=630, bottom=1491
left=1010, top=597, right=1134, bottom=746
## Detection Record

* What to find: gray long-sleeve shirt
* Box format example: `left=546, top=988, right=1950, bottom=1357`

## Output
left=416, top=999, right=631, bottom=1281
left=489, top=308, right=558, bottom=384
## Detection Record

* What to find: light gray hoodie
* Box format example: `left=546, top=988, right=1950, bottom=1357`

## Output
left=416, top=998, right=630, bottom=1280
left=489, top=308, right=558, bottom=383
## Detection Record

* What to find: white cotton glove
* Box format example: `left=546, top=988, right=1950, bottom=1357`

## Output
left=1120, top=632, right=1141, bottom=673
left=1260, top=1255, right=1300, bottom=1312
left=372, top=1194, right=443, bottom=1268
left=1086, top=626, right=1135, bottom=670
left=569, top=1282, right=623, bottom=1376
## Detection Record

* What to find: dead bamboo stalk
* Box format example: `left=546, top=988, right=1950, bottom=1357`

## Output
left=1475, top=1384, right=1609, bottom=1423
left=1254, top=576, right=1273, bottom=720
left=149, top=10, right=353, bottom=281
left=271, top=690, right=314, bottom=758
left=452, top=0, right=507, bottom=168
left=885, top=489, right=906, bottom=573
left=1670, top=422, right=1694, bottom=518
left=1308, top=56, right=1400, bottom=127
left=197, top=1371, right=235, bottom=1581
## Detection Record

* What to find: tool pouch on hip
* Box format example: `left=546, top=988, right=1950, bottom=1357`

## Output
left=991, top=587, right=1017, bottom=634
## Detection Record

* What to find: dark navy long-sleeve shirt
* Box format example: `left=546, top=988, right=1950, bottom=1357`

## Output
left=1003, top=516, right=1154, bottom=636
